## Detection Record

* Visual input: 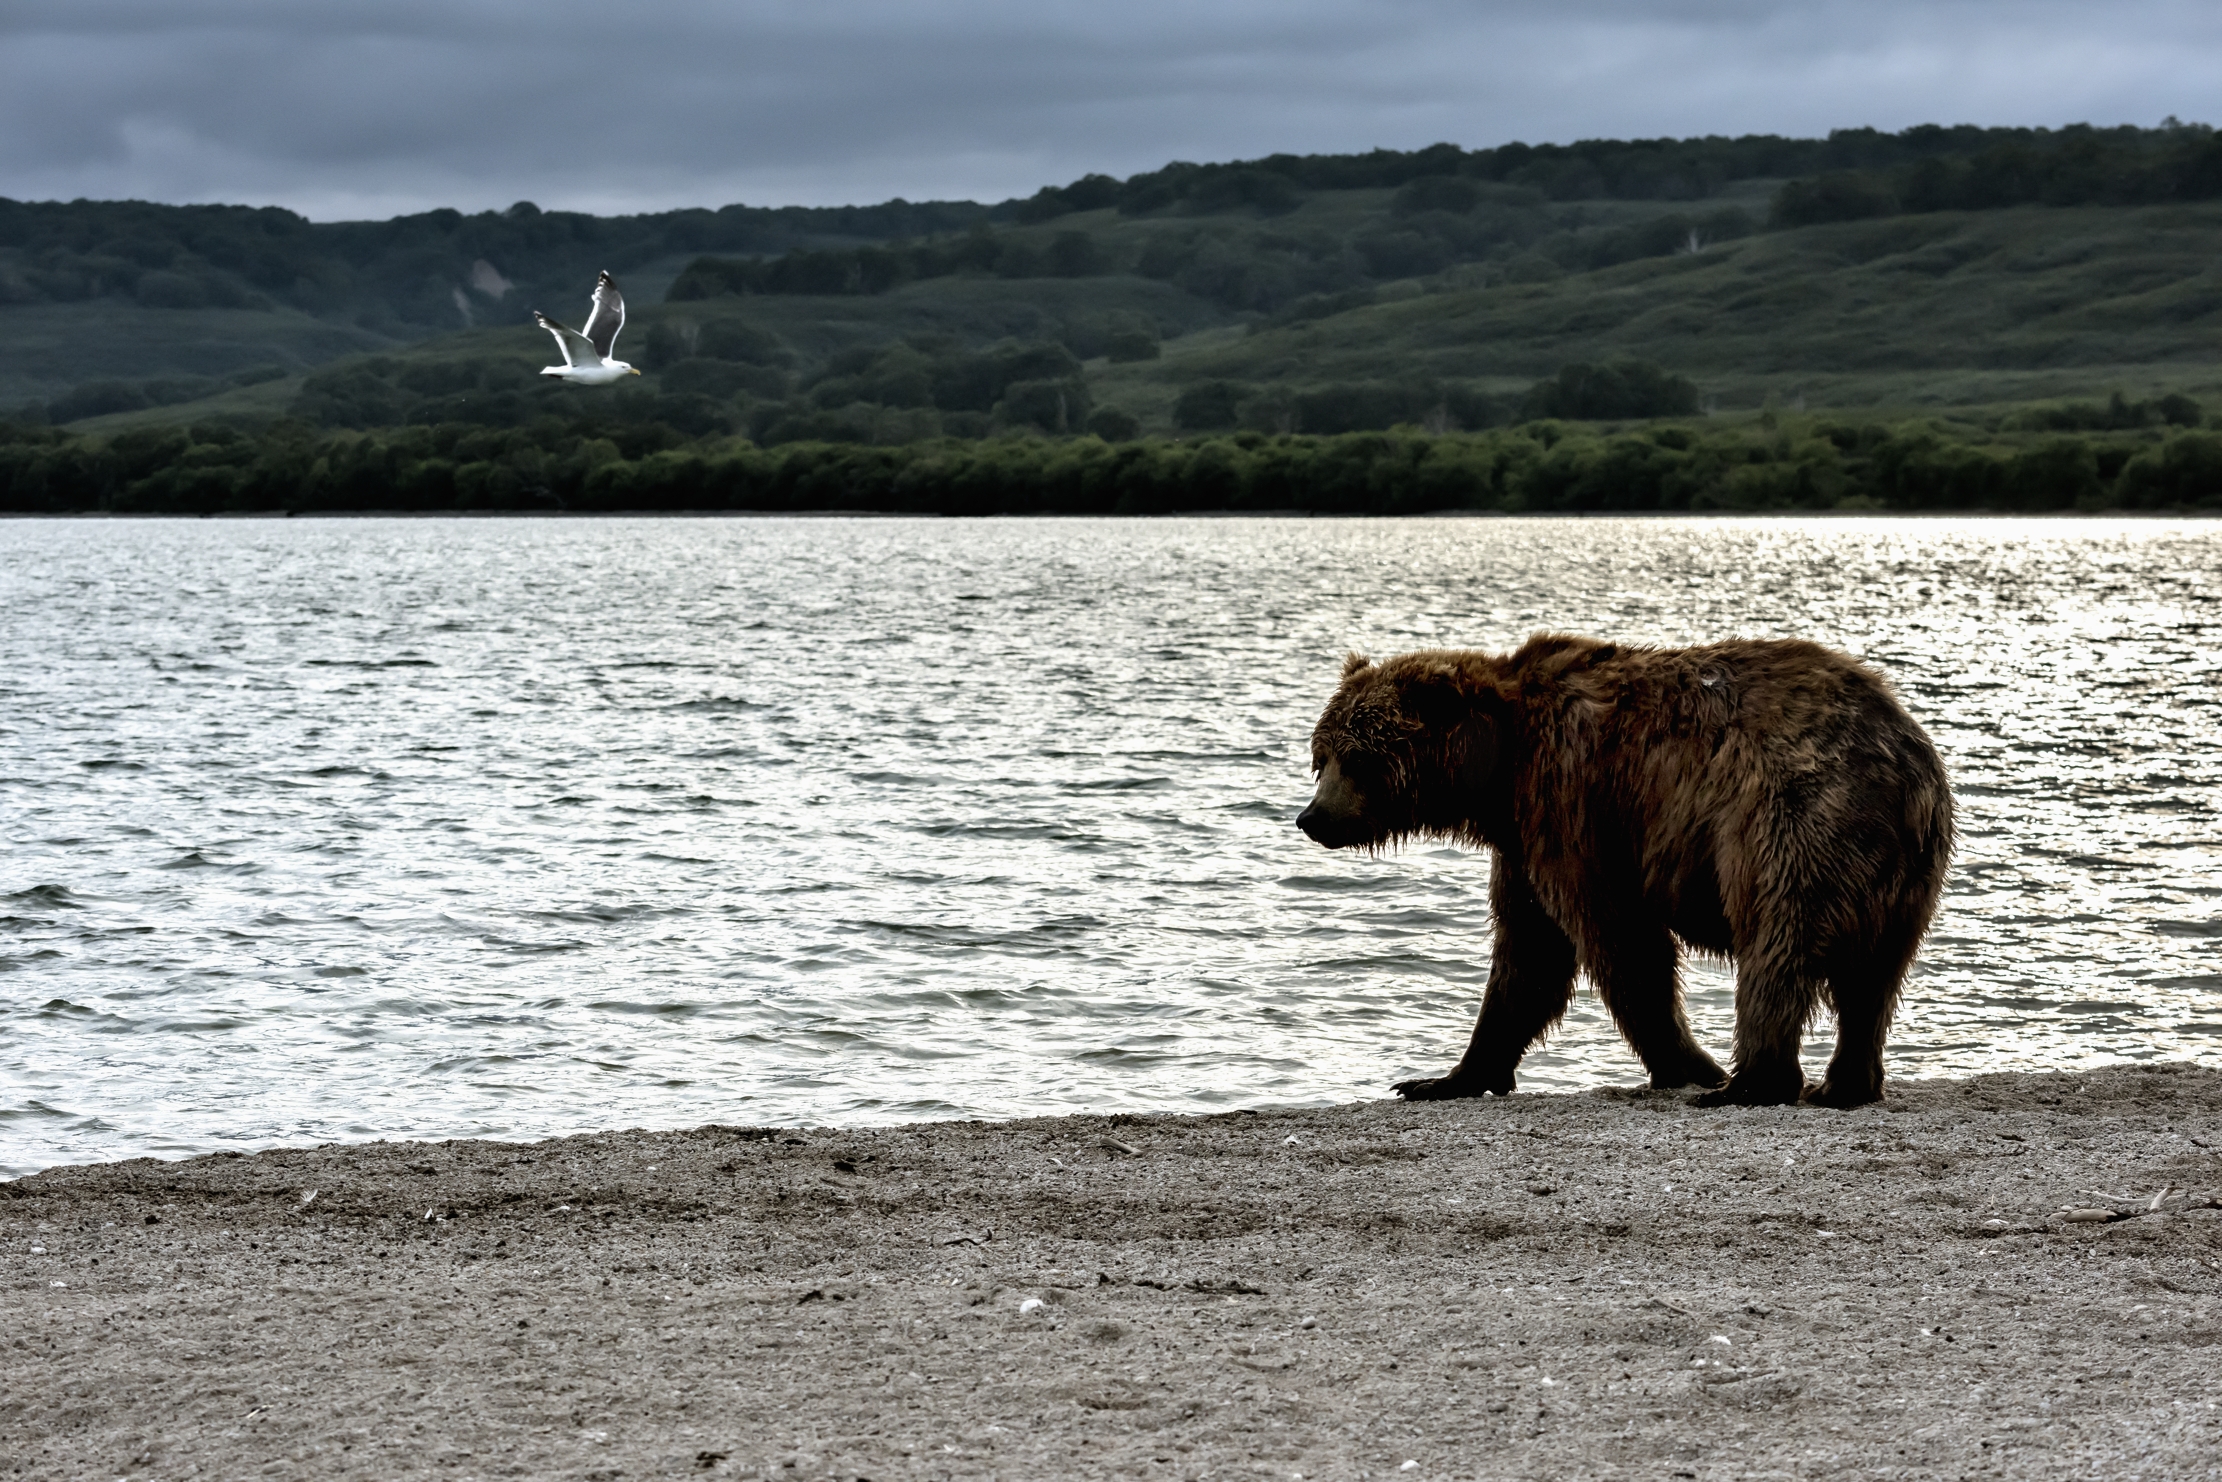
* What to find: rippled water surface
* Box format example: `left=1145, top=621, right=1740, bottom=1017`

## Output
left=3, top=515, right=2218, bottom=1175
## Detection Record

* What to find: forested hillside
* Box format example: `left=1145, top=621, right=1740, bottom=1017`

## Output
left=10, top=120, right=2220, bottom=425
left=5, top=122, right=2221, bottom=513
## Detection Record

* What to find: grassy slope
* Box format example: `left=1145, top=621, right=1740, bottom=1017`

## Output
left=0, top=301, right=401, bottom=408
left=660, top=274, right=1229, bottom=364
left=52, top=193, right=2222, bottom=437
left=66, top=275, right=1232, bottom=436
left=18, top=182, right=1710, bottom=423
left=1093, top=203, right=2222, bottom=428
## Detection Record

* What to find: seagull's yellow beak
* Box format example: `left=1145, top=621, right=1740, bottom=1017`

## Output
left=630, top=366, right=642, bottom=375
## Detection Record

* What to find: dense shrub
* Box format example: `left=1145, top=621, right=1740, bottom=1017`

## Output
left=2116, top=433, right=2222, bottom=508
left=1086, top=407, right=1142, bottom=442
left=1175, top=381, right=1248, bottom=431
left=1103, top=329, right=1160, bottom=363
left=1772, top=174, right=1901, bottom=227
left=1519, top=362, right=1702, bottom=421
left=2016, top=392, right=2202, bottom=432
left=996, top=378, right=1091, bottom=434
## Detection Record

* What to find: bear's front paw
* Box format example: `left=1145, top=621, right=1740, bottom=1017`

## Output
left=1391, top=1072, right=1509, bottom=1101
left=1692, top=1070, right=1808, bottom=1108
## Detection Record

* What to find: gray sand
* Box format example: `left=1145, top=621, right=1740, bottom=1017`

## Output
left=5, top=1064, right=2220, bottom=1481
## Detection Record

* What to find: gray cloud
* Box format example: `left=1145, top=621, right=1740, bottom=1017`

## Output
left=3, top=0, right=2218, bottom=219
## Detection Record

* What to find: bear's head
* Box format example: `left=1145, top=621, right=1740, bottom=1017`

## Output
left=1297, top=650, right=1507, bottom=851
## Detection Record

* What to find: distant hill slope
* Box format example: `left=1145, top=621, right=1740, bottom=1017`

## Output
left=0, top=195, right=990, bottom=408
left=13, top=121, right=2222, bottom=434
left=76, top=191, right=2215, bottom=447
left=1094, top=200, right=2222, bottom=425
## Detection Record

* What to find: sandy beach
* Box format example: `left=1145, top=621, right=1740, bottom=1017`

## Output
left=5, top=1063, right=2220, bottom=1481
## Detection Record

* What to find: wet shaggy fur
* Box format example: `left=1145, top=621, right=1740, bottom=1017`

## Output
left=1296, top=634, right=1955, bottom=1108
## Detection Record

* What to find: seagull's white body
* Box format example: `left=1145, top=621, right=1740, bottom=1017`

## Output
left=535, top=270, right=639, bottom=384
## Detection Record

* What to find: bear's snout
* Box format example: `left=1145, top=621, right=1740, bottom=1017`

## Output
left=1297, top=756, right=1372, bottom=848
left=1296, top=803, right=1376, bottom=849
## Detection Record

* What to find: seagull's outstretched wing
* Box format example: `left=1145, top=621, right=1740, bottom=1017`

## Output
left=581, top=271, right=625, bottom=361
left=534, top=310, right=597, bottom=368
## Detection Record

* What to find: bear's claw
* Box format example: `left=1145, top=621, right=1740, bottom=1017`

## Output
left=1391, top=1073, right=1509, bottom=1101
left=1803, top=1078, right=1884, bottom=1109
left=1692, top=1072, right=1809, bottom=1108
left=1648, top=1057, right=1729, bottom=1091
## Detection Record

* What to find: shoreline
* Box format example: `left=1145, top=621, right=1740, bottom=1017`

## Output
left=6, top=508, right=2218, bottom=520
left=6, top=1063, right=2221, bottom=1480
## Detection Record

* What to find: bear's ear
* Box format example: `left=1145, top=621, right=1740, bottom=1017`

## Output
left=1399, top=667, right=1467, bottom=728
left=1340, top=652, right=1372, bottom=680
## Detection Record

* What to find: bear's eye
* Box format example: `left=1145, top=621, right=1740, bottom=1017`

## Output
left=1333, top=755, right=1383, bottom=790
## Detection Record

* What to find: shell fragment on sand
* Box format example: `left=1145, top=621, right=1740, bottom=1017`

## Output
left=2054, top=1190, right=2220, bottom=1225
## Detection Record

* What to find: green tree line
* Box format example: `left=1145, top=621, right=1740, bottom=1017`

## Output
left=1011, top=124, right=2211, bottom=221
left=1772, top=123, right=2222, bottom=225
left=6, top=405, right=2215, bottom=516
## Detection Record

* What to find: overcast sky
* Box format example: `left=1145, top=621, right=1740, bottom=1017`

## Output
left=5, top=0, right=2219, bottom=221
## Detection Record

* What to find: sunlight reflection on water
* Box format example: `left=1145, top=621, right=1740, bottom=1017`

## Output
left=1, top=515, right=2216, bottom=1174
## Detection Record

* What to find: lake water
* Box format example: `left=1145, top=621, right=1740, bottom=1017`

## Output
left=2, top=515, right=2218, bottom=1177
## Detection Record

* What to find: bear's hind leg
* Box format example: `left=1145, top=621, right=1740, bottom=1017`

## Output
left=1590, top=928, right=1726, bottom=1091
left=1693, top=948, right=1816, bottom=1108
left=1807, top=943, right=1914, bottom=1109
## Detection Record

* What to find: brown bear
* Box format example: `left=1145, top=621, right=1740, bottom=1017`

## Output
left=1297, top=634, right=1954, bottom=1108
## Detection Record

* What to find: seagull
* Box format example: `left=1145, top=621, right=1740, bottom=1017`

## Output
left=533, top=270, right=640, bottom=384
